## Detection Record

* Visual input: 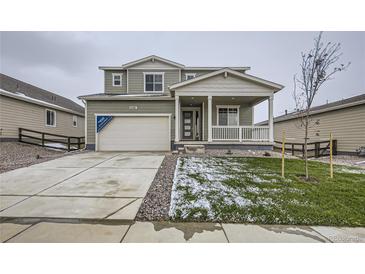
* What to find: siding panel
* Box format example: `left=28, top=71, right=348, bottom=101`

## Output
left=0, top=95, right=85, bottom=139
left=128, top=70, right=179, bottom=95
left=176, top=73, right=274, bottom=93
left=104, top=70, right=127, bottom=94
left=273, top=104, right=365, bottom=153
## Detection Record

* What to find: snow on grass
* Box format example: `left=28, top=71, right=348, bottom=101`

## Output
left=335, top=166, right=365, bottom=175
left=169, top=156, right=294, bottom=222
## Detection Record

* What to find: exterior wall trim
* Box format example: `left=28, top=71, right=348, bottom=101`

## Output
left=143, top=72, right=165, bottom=93
left=216, top=105, right=240, bottom=126
left=175, top=91, right=274, bottom=97
left=112, top=73, right=123, bottom=87
left=0, top=89, right=84, bottom=117
left=45, top=108, right=57, bottom=127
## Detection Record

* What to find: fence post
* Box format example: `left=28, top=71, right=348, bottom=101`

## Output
left=282, top=131, right=285, bottom=178
left=292, top=144, right=295, bottom=156
left=41, top=133, right=45, bottom=147
left=302, top=144, right=305, bottom=158
left=18, top=128, right=22, bottom=142
left=315, top=142, right=319, bottom=158
left=330, top=133, right=333, bottom=179
left=333, top=140, right=338, bottom=155
left=67, top=137, right=71, bottom=152
left=78, top=137, right=81, bottom=150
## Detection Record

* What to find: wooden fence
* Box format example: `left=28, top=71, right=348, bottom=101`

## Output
left=274, top=139, right=337, bottom=158
left=18, top=128, right=85, bottom=152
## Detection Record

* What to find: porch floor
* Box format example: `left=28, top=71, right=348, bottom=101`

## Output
left=174, top=141, right=273, bottom=146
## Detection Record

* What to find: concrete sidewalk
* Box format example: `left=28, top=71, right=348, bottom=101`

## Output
left=1, top=220, right=364, bottom=243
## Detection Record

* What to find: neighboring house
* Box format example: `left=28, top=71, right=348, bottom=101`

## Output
left=78, top=55, right=283, bottom=151
left=257, top=94, right=365, bottom=154
left=0, top=74, right=85, bottom=140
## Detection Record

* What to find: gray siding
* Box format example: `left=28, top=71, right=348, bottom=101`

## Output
left=273, top=104, right=365, bottom=153
left=86, top=100, right=175, bottom=144
left=175, top=73, right=274, bottom=93
left=128, top=70, right=179, bottom=95
left=181, top=70, right=212, bottom=81
left=0, top=95, right=85, bottom=139
left=104, top=70, right=127, bottom=94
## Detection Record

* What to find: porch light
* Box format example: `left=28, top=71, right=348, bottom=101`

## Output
left=232, top=97, right=235, bottom=100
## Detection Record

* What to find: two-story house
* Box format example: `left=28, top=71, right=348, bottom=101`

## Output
left=78, top=55, right=283, bottom=151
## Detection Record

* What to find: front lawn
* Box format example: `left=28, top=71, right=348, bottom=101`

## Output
left=169, top=157, right=365, bottom=226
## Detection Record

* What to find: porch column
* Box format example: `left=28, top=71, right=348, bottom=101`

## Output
left=175, top=95, right=180, bottom=142
left=208, top=95, right=212, bottom=142
left=268, top=95, right=274, bottom=142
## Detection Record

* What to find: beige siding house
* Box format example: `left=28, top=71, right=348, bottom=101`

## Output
left=79, top=55, right=283, bottom=152
left=0, top=74, right=85, bottom=140
left=258, top=94, right=365, bottom=154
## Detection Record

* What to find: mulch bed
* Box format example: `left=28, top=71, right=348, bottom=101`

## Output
left=0, top=142, right=80, bottom=173
left=136, top=154, right=178, bottom=221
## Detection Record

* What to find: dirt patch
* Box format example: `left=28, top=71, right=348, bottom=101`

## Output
left=136, top=154, right=178, bottom=221
left=0, top=142, right=84, bottom=173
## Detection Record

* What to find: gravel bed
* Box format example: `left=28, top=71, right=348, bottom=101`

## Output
left=136, top=150, right=296, bottom=221
left=0, top=142, right=82, bottom=173
left=199, top=149, right=298, bottom=159
left=136, top=154, right=178, bottom=221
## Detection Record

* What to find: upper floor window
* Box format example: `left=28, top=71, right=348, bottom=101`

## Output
left=185, top=73, right=196, bottom=80
left=112, top=73, right=123, bottom=86
left=45, top=109, right=56, bottom=127
left=144, top=72, right=164, bottom=93
left=72, top=115, right=78, bottom=127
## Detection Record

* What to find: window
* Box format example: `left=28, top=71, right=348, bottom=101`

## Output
left=185, top=73, right=196, bottom=80
left=45, top=109, right=56, bottom=127
left=112, top=73, right=122, bottom=86
left=72, top=115, right=77, bottom=127
left=217, top=106, right=239, bottom=126
left=144, top=73, right=164, bottom=92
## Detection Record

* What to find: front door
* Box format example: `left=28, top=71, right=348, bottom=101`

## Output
left=182, top=111, right=193, bottom=140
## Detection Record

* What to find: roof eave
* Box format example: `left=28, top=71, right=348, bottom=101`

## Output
left=169, top=68, right=284, bottom=91
left=1, top=89, right=84, bottom=117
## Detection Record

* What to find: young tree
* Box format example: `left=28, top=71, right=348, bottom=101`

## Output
left=293, top=32, right=350, bottom=180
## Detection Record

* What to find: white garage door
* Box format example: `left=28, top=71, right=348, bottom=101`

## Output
left=97, top=116, right=170, bottom=151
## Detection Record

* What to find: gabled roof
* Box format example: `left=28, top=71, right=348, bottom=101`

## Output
left=169, top=68, right=284, bottom=91
left=98, top=55, right=251, bottom=71
left=0, top=73, right=84, bottom=115
left=257, top=93, right=365, bottom=125
left=122, top=55, right=185, bottom=69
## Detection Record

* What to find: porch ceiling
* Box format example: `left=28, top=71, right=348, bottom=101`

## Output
left=179, top=95, right=267, bottom=106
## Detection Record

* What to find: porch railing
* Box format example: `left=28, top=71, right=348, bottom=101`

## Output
left=212, top=126, right=270, bottom=142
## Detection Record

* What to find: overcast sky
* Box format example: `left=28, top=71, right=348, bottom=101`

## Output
left=1, top=31, right=364, bottom=123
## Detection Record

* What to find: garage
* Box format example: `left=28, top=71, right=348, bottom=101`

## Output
left=96, top=114, right=171, bottom=151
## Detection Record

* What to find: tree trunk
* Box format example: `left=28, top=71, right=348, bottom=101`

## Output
left=304, top=113, right=309, bottom=180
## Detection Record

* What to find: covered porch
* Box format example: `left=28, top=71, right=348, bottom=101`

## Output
left=174, top=94, right=274, bottom=144
left=169, top=68, right=282, bottom=147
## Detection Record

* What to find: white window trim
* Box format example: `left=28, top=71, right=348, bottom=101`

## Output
left=112, top=73, right=123, bottom=87
left=72, top=115, right=78, bottom=128
left=143, top=72, right=164, bottom=93
left=185, top=73, right=196, bottom=81
left=216, top=105, right=240, bottom=126
left=45, top=109, right=57, bottom=127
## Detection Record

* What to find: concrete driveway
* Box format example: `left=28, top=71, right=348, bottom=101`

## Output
left=0, top=152, right=164, bottom=221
